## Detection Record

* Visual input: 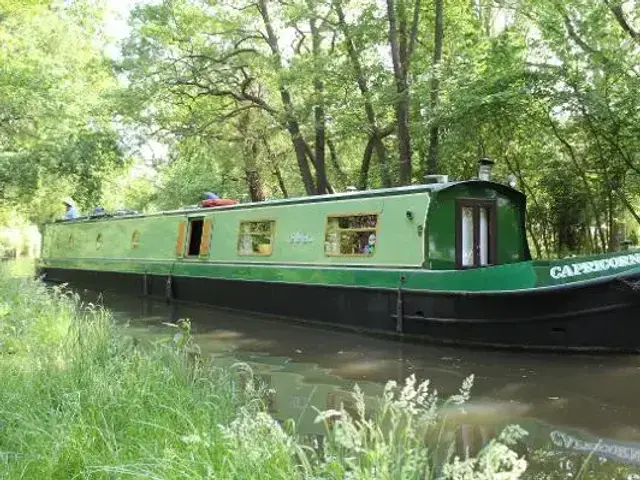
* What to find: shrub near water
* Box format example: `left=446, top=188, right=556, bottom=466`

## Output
left=0, top=270, right=528, bottom=479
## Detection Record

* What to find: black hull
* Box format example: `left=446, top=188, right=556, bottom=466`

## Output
left=38, top=267, right=640, bottom=353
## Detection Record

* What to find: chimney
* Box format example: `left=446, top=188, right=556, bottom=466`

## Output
left=478, top=158, right=495, bottom=181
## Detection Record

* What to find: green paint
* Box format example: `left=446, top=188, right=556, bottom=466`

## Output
left=44, top=190, right=431, bottom=267
left=39, top=181, right=640, bottom=294
left=40, top=256, right=540, bottom=292
left=426, top=183, right=529, bottom=270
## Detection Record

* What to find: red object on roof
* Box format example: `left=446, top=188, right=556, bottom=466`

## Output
left=201, top=198, right=238, bottom=208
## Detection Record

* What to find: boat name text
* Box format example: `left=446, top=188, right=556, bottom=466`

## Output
left=288, top=232, right=313, bottom=245
left=549, top=253, right=640, bottom=280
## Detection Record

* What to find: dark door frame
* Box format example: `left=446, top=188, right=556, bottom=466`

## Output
left=455, top=198, right=498, bottom=269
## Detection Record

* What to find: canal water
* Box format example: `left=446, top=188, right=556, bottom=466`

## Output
left=87, top=289, right=640, bottom=478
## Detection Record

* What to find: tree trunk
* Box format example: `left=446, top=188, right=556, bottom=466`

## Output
left=334, top=0, right=392, bottom=187
left=359, top=135, right=376, bottom=190
left=618, top=190, right=640, bottom=227
left=309, top=10, right=328, bottom=194
left=426, top=0, right=443, bottom=175
left=244, top=142, right=266, bottom=202
left=258, top=0, right=317, bottom=195
left=273, top=163, right=288, bottom=198
left=236, top=112, right=266, bottom=202
left=327, top=138, right=348, bottom=184
left=374, top=138, right=393, bottom=188
left=604, top=0, right=640, bottom=41
left=262, top=136, right=289, bottom=198
left=385, top=0, right=420, bottom=185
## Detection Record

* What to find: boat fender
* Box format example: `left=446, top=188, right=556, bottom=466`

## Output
left=165, top=276, right=173, bottom=303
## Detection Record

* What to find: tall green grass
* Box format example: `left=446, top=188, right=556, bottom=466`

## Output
left=0, top=268, right=527, bottom=479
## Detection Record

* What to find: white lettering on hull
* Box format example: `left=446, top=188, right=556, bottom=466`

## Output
left=550, top=253, right=640, bottom=279
left=550, top=430, right=640, bottom=466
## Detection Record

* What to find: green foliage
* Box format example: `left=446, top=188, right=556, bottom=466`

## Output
left=0, top=1, right=124, bottom=215
left=0, top=265, right=528, bottom=479
left=3, top=0, right=640, bottom=256
left=113, top=0, right=640, bottom=255
left=313, top=375, right=528, bottom=479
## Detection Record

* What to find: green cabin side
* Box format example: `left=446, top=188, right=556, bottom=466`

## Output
left=42, top=192, right=430, bottom=268
left=40, top=180, right=531, bottom=272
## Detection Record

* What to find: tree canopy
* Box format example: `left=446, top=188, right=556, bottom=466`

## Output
left=0, top=0, right=123, bottom=224
left=1, top=0, right=639, bottom=256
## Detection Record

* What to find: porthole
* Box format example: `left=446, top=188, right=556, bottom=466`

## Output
left=96, top=233, right=103, bottom=250
left=131, top=231, right=140, bottom=249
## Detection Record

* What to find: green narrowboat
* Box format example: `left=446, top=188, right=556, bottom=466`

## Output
left=37, top=168, right=640, bottom=352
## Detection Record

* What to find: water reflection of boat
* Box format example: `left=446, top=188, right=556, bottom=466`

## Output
left=217, top=354, right=640, bottom=476
left=213, top=353, right=384, bottom=436
left=92, top=291, right=640, bottom=476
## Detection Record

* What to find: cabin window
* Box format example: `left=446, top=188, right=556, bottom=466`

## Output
left=238, top=221, right=274, bottom=255
left=131, top=231, right=140, bottom=249
left=456, top=199, right=497, bottom=269
left=325, top=214, right=378, bottom=256
left=187, top=218, right=205, bottom=256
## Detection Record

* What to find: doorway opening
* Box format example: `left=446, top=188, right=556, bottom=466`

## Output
left=187, top=218, right=204, bottom=256
left=456, top=199, right=497, bottom=269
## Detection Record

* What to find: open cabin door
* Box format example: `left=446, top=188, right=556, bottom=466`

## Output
left=455, top=199, right=497, bottom=269
left=175, top=217, right=213, bottom=258
left=175, top=220, right=187, bottom=258
left=199, top=218, right=213, bottom=257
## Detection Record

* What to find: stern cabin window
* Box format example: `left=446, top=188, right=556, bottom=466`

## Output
left=325, top=214, right=378, bottom=256
left=238, top=221, right=274, bottom=256
left=456, top=199, right=496, bottom=268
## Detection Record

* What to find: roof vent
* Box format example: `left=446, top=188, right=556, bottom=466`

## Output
left=424, top=174, right=448, bottom=184
left=478, top=158, right=495, bottom=181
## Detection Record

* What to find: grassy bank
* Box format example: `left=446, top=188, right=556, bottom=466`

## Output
left=0, top=267, right=527, bottom=479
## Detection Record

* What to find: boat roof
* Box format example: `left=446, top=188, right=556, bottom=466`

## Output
left=52, top=180, right=523, bottom=224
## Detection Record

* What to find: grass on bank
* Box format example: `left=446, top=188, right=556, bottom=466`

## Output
left=0, top=268, right=528, bottom=479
